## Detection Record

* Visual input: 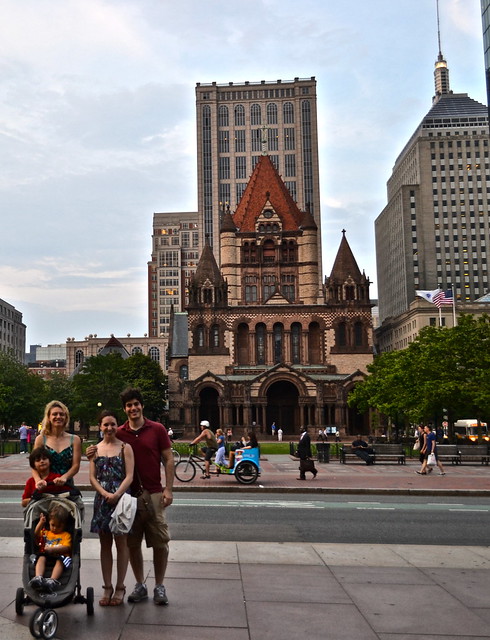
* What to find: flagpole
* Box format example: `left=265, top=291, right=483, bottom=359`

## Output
left=450, top=283, right=457, bottom=326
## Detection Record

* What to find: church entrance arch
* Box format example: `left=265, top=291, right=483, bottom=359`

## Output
left=266, top=381, right=299, bottom=435
left=199, top=387, right=220, bottom=428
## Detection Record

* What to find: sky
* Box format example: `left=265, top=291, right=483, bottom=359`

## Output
left=0, top=0, right=487, bottom=347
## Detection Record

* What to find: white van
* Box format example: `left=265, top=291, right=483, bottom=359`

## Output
left=453, top=419, right=489, bottom=441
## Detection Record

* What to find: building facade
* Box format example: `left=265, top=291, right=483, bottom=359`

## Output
left=483, top=0, right=490, bottom=118
left=65, top=334, right=168, bottom=377
left=168, top=156, right=373, bottom=437
left=195, top=77, right=322, bottom=277
left=0, top=298, right=26, bottom=363
left=375, top=49, right=489, bottom=325
left=147, top=211, right=199, bottom=337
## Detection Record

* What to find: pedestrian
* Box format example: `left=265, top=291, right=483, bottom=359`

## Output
left=317, top=428, right=325, bottom=442
left=190, top=420, right=218, bottom=479
left=19, top=422, right=29, bottom=454
left=277, top=427, right=283, bottom=442
left=335, top=430, right=340, bottom=443
left=271, top=421, right=276, bottom=437
left=88, top=388, right=174, bottom=605
left=226, top=428, right=233, bottom=443
left=296, top=427, right=317, bottom=480
left=214, top=428, right=227, bottom=468
left=417, top=425, right=445, bottom=476
left=89, top=410, right=135, bottom=607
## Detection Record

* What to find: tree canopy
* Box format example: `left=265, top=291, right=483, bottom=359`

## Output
left=348, top=314, right=490, bottom=429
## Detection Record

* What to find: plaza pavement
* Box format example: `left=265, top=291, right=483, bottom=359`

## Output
left=1, top=452, right=490, bottom=639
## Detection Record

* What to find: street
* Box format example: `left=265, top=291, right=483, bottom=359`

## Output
left=1, top=491, right=490, bottom=545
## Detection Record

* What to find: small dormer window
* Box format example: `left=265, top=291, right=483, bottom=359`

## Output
left=263, top=209, right=273, bottom=219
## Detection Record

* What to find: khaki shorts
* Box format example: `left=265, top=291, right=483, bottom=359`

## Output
left=128, top=492, right=171, bottom=549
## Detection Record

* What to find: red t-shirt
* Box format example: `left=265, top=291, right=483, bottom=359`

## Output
left=117, top=418, right=172, bottom=494
left=22, top=472, right=72, bottom=502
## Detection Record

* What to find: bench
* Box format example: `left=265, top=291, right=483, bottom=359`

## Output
left=372, top=444, right=406, bottom=465
left=340, top=445, right=375, bottom=464
left=435, top=444, right=460, bottom=465
left=458, top=444, right=490, bottom=465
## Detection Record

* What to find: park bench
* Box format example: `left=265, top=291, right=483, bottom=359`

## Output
left=372, top=443, right=406, bottom=465
left=340, top=445, right=375, bottom=464
left=457, top=444, right=490, bottom=465
left=435, top=444, right=460, bottom=465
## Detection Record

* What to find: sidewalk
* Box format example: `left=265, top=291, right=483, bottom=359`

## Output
left=2, top=452, right=490, bottom=495
left=1, top=453, right=490, bottom=639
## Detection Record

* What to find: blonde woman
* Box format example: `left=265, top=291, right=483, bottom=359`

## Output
left=32, top=401, right=82, bottom=491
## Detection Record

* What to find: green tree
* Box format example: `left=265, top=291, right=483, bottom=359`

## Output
left=44, top=371, right=74, bottom=409
left=348, top=314, right=490, bottom=434
left=122, top=352, right=167, bottom=421
left=0, top=352, right=45, bottom=426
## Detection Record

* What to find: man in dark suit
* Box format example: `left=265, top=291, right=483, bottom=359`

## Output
left=297, top=427, right=317, bottom=480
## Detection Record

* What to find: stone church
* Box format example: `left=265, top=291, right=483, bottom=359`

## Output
left=167, top=155, right=373, bottom=437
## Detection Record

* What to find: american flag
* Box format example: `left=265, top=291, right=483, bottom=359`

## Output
left=433, top=289, right=454, bottom=307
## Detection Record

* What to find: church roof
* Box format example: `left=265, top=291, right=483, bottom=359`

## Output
left=232, top=155, right=305, bottom=231
left=99, top=336, right=130, bottom=358
left=193, top=242, right=224, bottom=286
left=328, top=230, right=362, bottom=282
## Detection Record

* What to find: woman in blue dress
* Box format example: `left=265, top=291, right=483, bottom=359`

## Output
left=89, top=411, right=134, bottom=607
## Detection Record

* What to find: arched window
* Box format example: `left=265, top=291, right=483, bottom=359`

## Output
left=75, top=350, right=84, bottom=367
left=283, top=101, right=294, bottom=124
left=345, top=285, right=355, bottom=300
left=291, top=323, right=301, bottom=364
left=273, top=323, right=283, bottom=364
left=337, top=323, right=347, bottom=347
left=149, top=346, right=160, bottom=362
left=218, top=105, right=229, bottom=127
left=234, top=104, right=245, bottom=126
left=211, top=324, right=220, bottom=348
left=237, top=323, right=249, bottom=365
left=203, top=287, right=213, bottom=304
left=131, top=346, right=142, bottom=355
left=251, top=104, right=261, bottom=125
left=308, top=322, right=321, bottom=364
left=354, top=322, right=364, bottom=347
left=179, top=364, right=188, bottom=380
left=256, top=323, right=266, bottom=364
left=196, top=325, right=205, bottom=348
left=267, top=103, right=278, bottom=124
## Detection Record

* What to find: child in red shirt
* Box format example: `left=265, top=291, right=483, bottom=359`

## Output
left=21, top=447, right=72, bottom=508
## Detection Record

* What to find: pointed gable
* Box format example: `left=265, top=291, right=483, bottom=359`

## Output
left=193, top=243, right=224, bottom=287
left=233, top=155, right=304, bottom=231
left=329, top=230, right=362, bottom=282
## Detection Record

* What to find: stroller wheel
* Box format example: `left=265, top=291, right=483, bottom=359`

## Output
left=15, top=587, right=25, bottom=615
left=29, top=608, right=58, bottom=640
left=86, top=586, right=94, bottom=615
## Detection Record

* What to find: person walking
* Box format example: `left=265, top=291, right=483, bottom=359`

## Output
left=417, top=425, right=445, bottom=476
left=19, top=422, right=29, bottom=454
left=296, top=427, right=317, bottom=480
left=277, top=427, right=283, bottom=442
left=271, top=422, right=276, bottom=437
left=89, top=410, right=135, bottom=607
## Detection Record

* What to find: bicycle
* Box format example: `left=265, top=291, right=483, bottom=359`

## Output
left=175, top=444, right=260, bottom=484
left=174, top=445, right=207, bottom=482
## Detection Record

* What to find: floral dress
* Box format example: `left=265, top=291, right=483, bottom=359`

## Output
left=90, top=446, right=127, bottom=534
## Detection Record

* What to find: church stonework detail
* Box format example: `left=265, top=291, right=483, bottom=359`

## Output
left=168, top=156, right=373, bottom=437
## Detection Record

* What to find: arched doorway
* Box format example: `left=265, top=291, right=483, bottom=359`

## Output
left=266, top=381, right=299, bottom=435
left=199, top=387, right=220, bottom=428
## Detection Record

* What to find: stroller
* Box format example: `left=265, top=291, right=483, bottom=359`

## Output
left=15, top=494, right=94, bottom=639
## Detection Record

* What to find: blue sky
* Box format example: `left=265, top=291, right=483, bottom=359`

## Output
left=0, top=0, right=486, bottom=346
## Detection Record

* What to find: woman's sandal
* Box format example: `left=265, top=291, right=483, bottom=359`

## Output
left=110, top=585, right=126, bottom=606
left=99, top=585, right=113, bottom=606
left=201, top=474, right=210, bottom=479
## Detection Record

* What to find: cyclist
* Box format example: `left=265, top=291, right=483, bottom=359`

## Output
left=190, top=421, right=218, bottom=479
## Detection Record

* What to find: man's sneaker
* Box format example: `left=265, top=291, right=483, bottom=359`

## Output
left=153, top=584, right=168, bottom=605
left=29, top=576, right=45, bottom=591
left=128, top=583, right=148, bottom=603
left=43, top=578, right=60, bottom=592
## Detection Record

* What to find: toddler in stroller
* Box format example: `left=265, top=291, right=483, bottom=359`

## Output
left=29, top=502, right=72, bottom=593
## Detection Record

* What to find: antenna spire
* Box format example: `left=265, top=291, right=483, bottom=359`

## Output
left=433, top=0, right=450, bottom=103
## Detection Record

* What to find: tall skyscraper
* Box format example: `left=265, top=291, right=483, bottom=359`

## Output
left=375, top=42, right=489, bottom=324
left=482, top=0, right=490, bottom=118
left=147, top=211, right=199, bottom=337
left=195, top=77, right=322, bottom=274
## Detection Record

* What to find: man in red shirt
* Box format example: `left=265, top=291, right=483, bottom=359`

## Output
left=117, top=388, right=174, bottom=606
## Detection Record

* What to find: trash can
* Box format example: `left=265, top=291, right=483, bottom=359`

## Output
left=316, top=442, right=330, bottom=463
